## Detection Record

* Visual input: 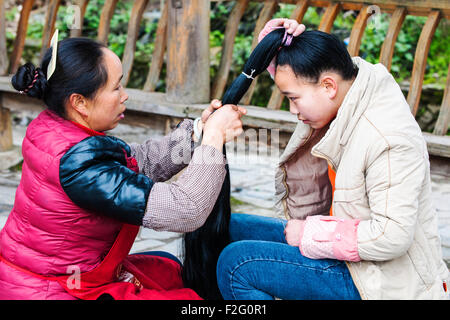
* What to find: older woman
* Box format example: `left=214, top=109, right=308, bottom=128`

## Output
left=0, top=37, right=246, bottom=300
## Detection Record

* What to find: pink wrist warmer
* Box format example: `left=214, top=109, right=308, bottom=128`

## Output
left=299, top=216, right=361, bottom=262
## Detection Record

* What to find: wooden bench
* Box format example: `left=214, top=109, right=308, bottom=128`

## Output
left=0, top=0, right=449, bottom=158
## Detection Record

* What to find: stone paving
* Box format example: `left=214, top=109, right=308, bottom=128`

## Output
left=0, top=114, right=449, bottom=269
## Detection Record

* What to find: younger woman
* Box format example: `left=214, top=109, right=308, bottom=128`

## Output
left=0, top=37, right=245, bottom=299
left=216, top=18, right=449, bottom=300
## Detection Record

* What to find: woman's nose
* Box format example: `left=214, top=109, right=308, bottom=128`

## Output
left=121, top=90, right=129, bottom=103
left=289, top=103, right=299, bottom=115
left=289, top=104, right=306, bottom=121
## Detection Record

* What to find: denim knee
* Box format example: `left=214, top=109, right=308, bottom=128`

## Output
left=217, top=242, right=240, bottom=278
left=216, top=242, right=242, bottom=299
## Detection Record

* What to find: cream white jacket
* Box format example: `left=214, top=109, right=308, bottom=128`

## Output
left=274, top=57, right=449, bottom=299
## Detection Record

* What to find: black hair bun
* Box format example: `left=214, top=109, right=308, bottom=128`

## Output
left=11, top=62, right=48, bottom=100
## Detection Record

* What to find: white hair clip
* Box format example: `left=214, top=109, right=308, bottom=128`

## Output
left=242, top=69, right=256, bottom=80
left=46, top=29, right=59, bottom=80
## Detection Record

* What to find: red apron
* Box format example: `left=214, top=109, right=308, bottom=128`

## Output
left=0, top=122, right=201, bottom=300
left=0, top=223, right=201, bottom=300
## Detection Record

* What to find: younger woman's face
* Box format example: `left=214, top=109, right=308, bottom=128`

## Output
left=85, top=48, right=129, bottom=132
left=274, top=65, right=340, bottom=129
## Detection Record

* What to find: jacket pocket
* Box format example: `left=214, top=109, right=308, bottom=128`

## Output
left=332, top=183, right=371, bottom=220
left=407, top=240, right=435, bottom=287
left=333, top=183, right=366, bottom=203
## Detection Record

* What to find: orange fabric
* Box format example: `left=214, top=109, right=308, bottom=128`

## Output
left=328, top=165, right=336, bottom=216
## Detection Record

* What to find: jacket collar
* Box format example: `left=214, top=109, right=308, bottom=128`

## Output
left=70, top=121, right=106, bottom=137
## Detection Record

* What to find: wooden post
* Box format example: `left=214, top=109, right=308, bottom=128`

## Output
left=69, top=0, right=90, bottom=38
left=121, top=0, right=150, bottom=87
left=8, top=0, right=35, bottom=74
left=211, top=0, right=249, bottom=100
left=0, top=0, right=8, bottom=75
left=379, top=7, right=406, bottom=71
left=347, top=4, right=372, bottom=57
left=97, top=0, right=119, bottom=45
left=143, top=0, right=169, bottom=92
left=40, top=0, right=61, bottom=62
left=166, top=0, right=210, bottom=104
left=0, top=93, right=12, bottom=152
left=433, top=64, right=450, bottom=136
left=407, top=10, right=441, bottom=116
left=318, top=2, right=340, bottom=33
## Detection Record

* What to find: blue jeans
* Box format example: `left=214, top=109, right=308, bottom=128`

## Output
left=216, top=213, right=361, bottom=300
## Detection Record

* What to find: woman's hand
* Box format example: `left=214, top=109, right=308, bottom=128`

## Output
left=258, top=18, right=306, bottom=43
left=280, top=18, right=306, bottom=36
left=284, top=219, right=305, bottom=247
left=201, top=101, right=247, bottom=151
left=201, top=99, right=222, bottom=123
left=258, top=18, right=306, bottom=77
left=193, top=99, right=229, bottom=141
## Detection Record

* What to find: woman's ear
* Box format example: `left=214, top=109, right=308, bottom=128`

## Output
left=320, top=75, right=338, bottom=99
left=68, top=93, right=90, bottom=118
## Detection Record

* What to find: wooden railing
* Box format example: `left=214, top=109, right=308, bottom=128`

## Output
left=0, top=0, right=449, bottom=157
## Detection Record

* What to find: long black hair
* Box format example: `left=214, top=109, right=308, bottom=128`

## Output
left=11, top=38, right=108, bottom=118
left=182, top=28, right=289, bottom=300
left=182, top=28, right=358, bottom=300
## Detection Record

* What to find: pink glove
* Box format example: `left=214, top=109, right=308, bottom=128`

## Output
left=298, top=215, right=361, bottom=262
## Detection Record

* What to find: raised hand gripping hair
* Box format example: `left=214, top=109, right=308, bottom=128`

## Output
left=182, top=28, right=291, bottom=300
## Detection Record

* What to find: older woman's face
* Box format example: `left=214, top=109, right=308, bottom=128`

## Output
left=85, top=48, right=129, bottom=132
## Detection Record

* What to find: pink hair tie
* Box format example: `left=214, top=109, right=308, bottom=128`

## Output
left=20, top=70, right=39, bottom=94
left=265, top=27, right=294, bottom=78
left=282, top=30, right=293, bottom=46
left=269, top=26, right=294, bottom=47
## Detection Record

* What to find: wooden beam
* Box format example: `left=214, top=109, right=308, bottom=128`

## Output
left=166, top=0, right=210, bottom=103
left=70, top=0, right=90, bottom=38
left=121, top=0, right=149, bottom=87
left=329, top=0, right=450, bottom=11
left=347, top=4, right=373, bottom=57
left=318, top=1, right=340, bottom=33
left=97, top=0, right=119, bottom=45
left=211, top=0, right=250, bottom=100
left=379, top=7, right=406, bottom=71
left=267, top=0, right=310, bottom=110
left=39, top=0, right=61, bottom=62
left=240, top=0, right=278, bottom=105
left=423, top=132, right=450, bottom=158
left=143, top=0, right=169, bottom=92
left=0, top=0, right=8, bottom=75
left=213, top=0, right=450, bottom=19
left=8, top=0, right=35, bottom=74
left=407, top=10, right=441, bottom=116
left=0, top=93, right=12, bottom=152
left=433, top=64, right=450, bottom=135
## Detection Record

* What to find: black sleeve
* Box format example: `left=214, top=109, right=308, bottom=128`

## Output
left=59, top=135, right=154, bottom=226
